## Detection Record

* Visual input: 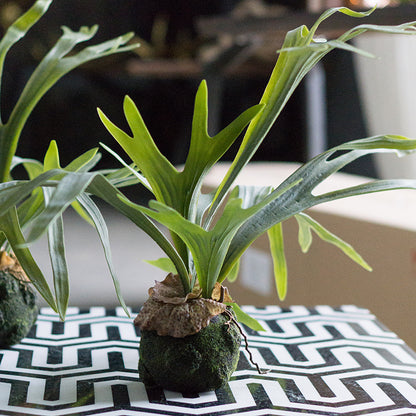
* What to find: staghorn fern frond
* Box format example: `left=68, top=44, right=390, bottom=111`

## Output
left=0, top=0, right=138, bottom=319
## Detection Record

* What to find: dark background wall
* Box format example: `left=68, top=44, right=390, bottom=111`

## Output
left=0, top=0, right=375, bottom=177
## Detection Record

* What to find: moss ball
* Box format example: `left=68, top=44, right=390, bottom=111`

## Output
left=0, top=270, right=38, bottom=347
left=138, top=311, right=241, bottom=393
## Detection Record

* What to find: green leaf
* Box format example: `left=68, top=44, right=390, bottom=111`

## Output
left=44, top=188, right=69, bottom=320
left=86, top=175, right=190, bottom=293
left=43, top=140, right=61, bottom=171
left=0, top=169, right=62, bottom=217
left=99, top=84, right=262, bottom=266
left=52, top=143, right=100, bottom=226
left=64, top=147, right=100, bottom=172
left=0, top=207, right=57, bottom=312
left=11, top=156, right=43, bottom=178
left=25, top=172, right=96, bottom=244
left=76, top=193, right=130, bottom=317
left=296, top=214, right=312, bottom=253
left=307, top=6, right=376, bottom=42
left=294, top=212, right=372, bottom=271
left=182, top=82, right=263, bottom=222
left=100, top=142, right=152, bottom=192
left=224, top=260, right=240, bottom=284
left=206, top=7, right=416, bottom=225
left=137, top=194, right=268, bottom=298
left=0, top=0, right=52, bottom=117
left=17, top=190, right=44, bottom=227
left=98, top=97, right=178, bottom=205
left=145, top=257, right=177, bottom=274
left=0, top=21, right=138, bottom=182
left=103, top=166, right=139, bottom=189
left=221, top=135, right=416, bottom=278
left=339, top=21, right=416, bottom=44
left=227, top=302, right=265, bottom=332
left=16, top=167, right=187, bottom=308
left=267, top=222, right=287, bottom=300
left=71, top=200, right=95, bottom=227
left=216, top=183, right=299, bottom=282
left=99, top=83, right=263, bottom=222
left=195, top=191, right=216, bottom=226
left=0, top=231, right=6, bottom=249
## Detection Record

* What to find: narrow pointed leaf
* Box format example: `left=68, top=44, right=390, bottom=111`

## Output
left=295, top=213, right=372, bottom=271
left=224, top=260, right=240, bottom=284
left=76, top=193, right=130, bottom=317
left=207, top=8, right=416, bottom=225
left=145, top=257, right=177, bottom=274
left=64, top=147, right=100, bottom=172
left=43, top=140, right=61, bottom=170
left=44, top=188, right=69, bottom=320
left=25, top=172, right=95, bottom=244
left=99, top=97, right=178, bottom=206
left=221, top=135, right=416, bottom=278
left=85, top=174, right=190, bottom=291
left=0, top=169, right=62, bottom=217
left=1, top=208, right=57, bottom=311
left=267, top=222, right=287, bottom=300
left=100, top=142, right=152, bottom=192
left=295, top=214, right=312, bottom=253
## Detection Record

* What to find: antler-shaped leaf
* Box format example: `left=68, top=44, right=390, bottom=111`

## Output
left=18, top=167, right=190, bottom=299
left=98, top=81, right=263, bottom=219
left=98, top=82, right=262, bottom=262
left=220, top=135, right=416, bottom=279
left=0, top=0, right=52, bottom=116
left=205, top=7, right=416, bottom=227
left=132, top=179, right=300, bottom=298
left=135, top=197, right=256, bottom=299
left=0, top=14, right=138, bottom=182
left=294, top=212, right=371, bottom=270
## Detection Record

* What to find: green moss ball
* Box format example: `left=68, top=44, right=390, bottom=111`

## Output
left=138, top=312, right=241, bottom=393
left=0, top=271, right=38, bottom=347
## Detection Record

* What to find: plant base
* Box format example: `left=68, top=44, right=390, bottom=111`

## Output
left=138, top=312, right=241, bottom=393
left=0, top=270, right=38, bottom=347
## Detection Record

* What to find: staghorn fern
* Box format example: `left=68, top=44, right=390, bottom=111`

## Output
left=4, top=6, right=416, bottom=328
left=0, top=0, right=138, bottom=320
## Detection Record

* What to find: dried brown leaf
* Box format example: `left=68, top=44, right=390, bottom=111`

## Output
left=211, top=283, right=232, bottom=303
left=0, top=251, right=30, bottom=283
left=134, top=274, right=228, bottom=337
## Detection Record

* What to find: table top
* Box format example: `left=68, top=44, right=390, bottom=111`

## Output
left=1, top=305, right=415, bottom=416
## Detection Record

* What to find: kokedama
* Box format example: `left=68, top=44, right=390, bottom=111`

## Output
left=93, top=8, right=416, bottom=392
left=2, top=3, right=416, bottom=393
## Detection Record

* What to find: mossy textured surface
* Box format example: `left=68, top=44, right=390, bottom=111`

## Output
left=0, top=270, right=38, bottom=347
left=138, top=312, right=241, bottom=393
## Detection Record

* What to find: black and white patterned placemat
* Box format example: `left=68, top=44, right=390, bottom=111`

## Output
left=0, top=305, right=415, bottom=415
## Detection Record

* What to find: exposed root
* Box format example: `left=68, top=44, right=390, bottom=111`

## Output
left=224, top=309, right=270, bottom=375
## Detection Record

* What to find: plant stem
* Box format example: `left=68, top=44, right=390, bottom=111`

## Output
left=0, top=127, right=13, bottom=183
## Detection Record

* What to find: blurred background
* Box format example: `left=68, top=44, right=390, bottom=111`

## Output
left=2, top=0, right=401, bottom=177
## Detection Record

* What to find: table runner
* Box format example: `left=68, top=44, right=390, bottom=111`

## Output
left=0, top=305, right=415, bottom=415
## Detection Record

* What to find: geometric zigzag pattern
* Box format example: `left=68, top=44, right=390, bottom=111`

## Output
left=0, top=305, right=416, bottom=416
